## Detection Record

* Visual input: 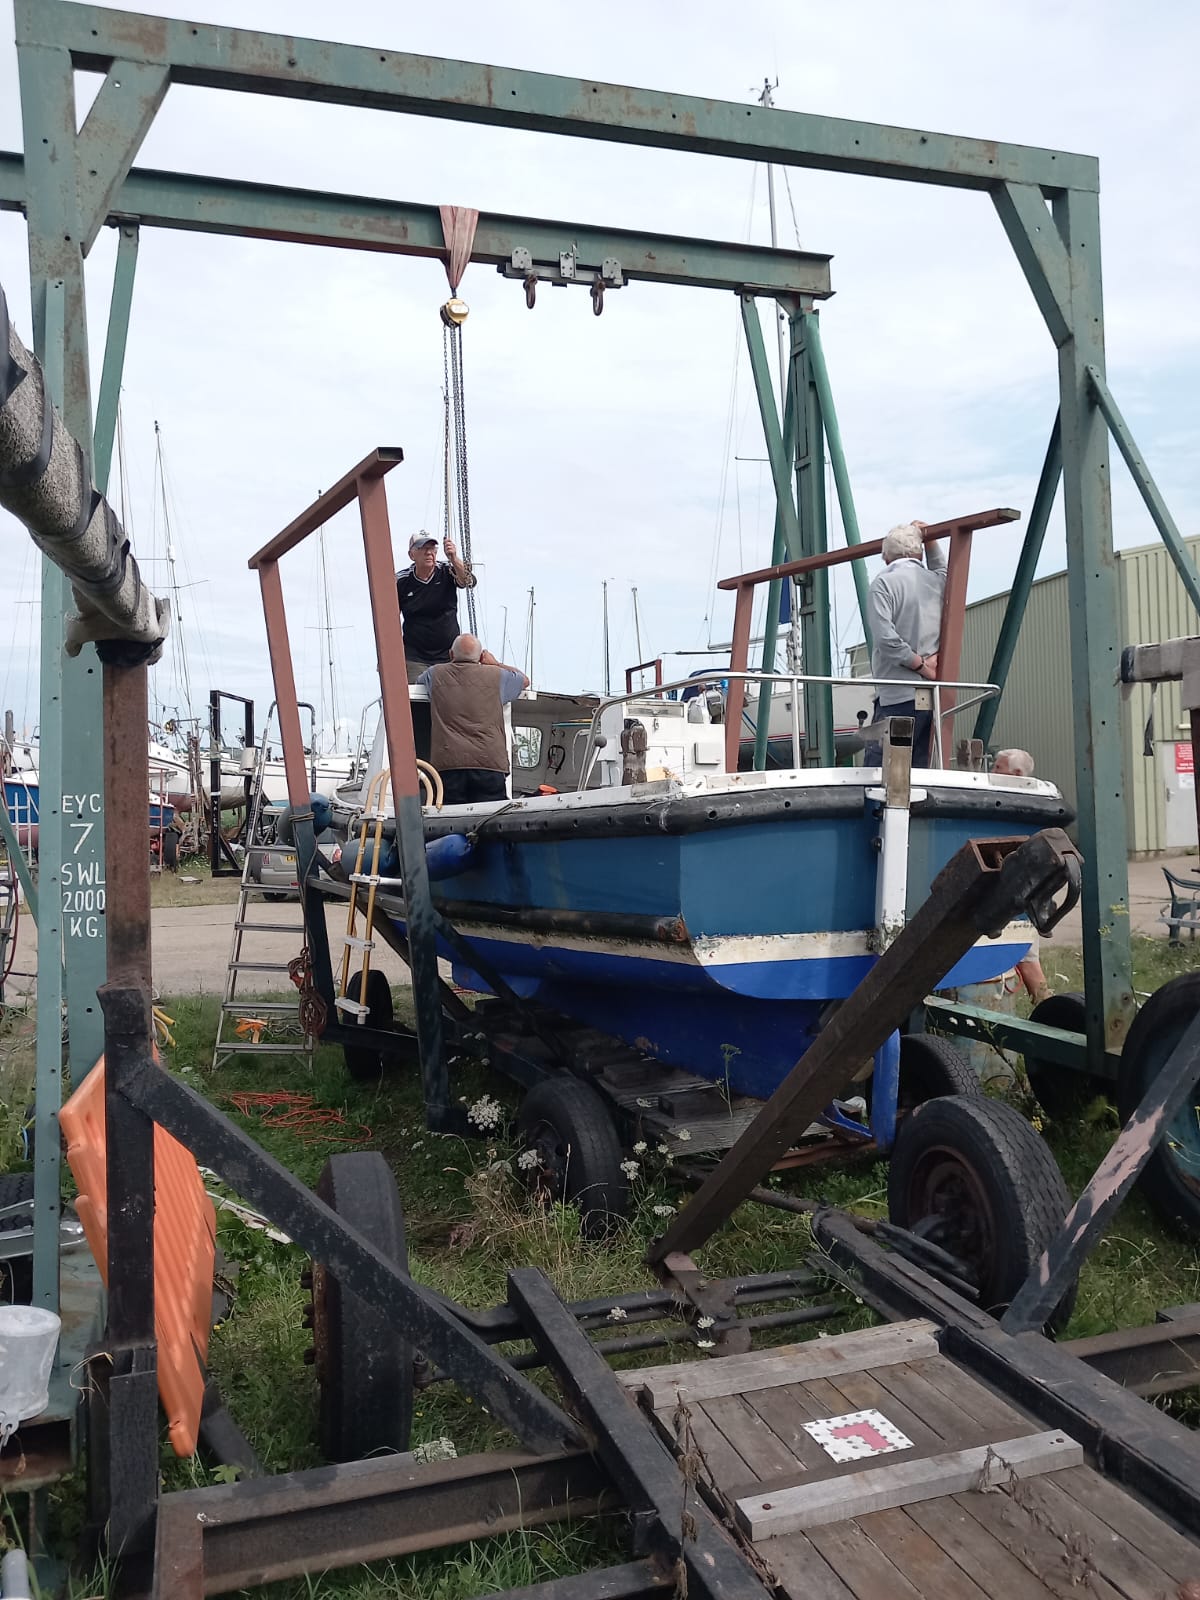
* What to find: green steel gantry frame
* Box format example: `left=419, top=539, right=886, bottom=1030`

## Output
left=7, top=0, right=1197, bottom=1306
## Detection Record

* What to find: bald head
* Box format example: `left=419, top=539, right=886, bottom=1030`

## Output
left=451, top=633, right=483, bottom=663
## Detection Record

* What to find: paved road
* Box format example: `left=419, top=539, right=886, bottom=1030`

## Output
left=12, top=898, right=421, bottom=999
left=7, top=853, right=1192, bottom=997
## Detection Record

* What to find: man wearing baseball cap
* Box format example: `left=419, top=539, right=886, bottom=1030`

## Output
left=396, top=533, right=477, bottom=682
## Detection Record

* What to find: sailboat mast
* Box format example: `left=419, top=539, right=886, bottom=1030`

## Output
left=602, top=580, right=611, bottom=694
left=631, top=585, right=644, bottom=667
left=525, top=587, right=536, bottom=683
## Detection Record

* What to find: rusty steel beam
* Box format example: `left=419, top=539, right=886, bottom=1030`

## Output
left=717, top=506, right=1019, bottom=593
left=648, top=829, right=1081, bottom=1262
left=247, top=447, right=402, bottom=569
left=151, top=1448, right=609, bottom=1598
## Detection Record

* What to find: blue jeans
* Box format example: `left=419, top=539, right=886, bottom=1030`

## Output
left=864, top=698, right=933, bottom=767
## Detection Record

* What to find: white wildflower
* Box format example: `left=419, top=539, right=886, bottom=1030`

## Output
left=516, top=1148, right=540, bottom=1171
left=656, top=1143, right=671, bottom=1156
left=636, top=1098, right=653, bottom=1108
left=676, top=1128, right=692, bottom=1143
left=467, top=1094, right=504, bottom=1132
left=608, top=1306, right=627, bottom=1322
left=620, top=1159, right=641, bottom=1180
left=697, top=1315, right=714, bottom=1329
left=697, top=1339, right=715, bottom=1350
left=651, top=1204, right=676, bottom=1217
left=632, top=1140, right=648, bottom=1155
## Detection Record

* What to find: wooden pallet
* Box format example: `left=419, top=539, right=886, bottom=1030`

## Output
left=625, top=1320, right=1200, bottom=1599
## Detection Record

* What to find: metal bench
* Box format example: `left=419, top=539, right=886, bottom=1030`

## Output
left=1161, top=867, right=1200, bottom=944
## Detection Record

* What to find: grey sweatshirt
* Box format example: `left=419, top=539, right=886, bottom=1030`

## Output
left=867, top=541, right=947, bottom=705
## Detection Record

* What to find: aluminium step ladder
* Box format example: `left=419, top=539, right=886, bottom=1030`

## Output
left=211, top=720, right=316, bottom=1071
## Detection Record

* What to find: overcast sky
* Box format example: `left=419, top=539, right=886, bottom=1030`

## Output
left=2, top=0, right=1198, bottom=748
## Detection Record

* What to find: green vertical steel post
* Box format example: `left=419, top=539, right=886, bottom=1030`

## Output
left=92, top=222, right=140, bottom=494
left=19, top=36, right=120, bottom=1115
left=973, top=414, right=1062, bottom=747
left=1053, top=190, right=1133, bottom=1059
left=791, top=309, right=834, bottom=766
left=752, top=389, right=801, bottom=770
left=1085, top=366, right=1200, bottom=615
left=803, top=307, right=871, bottom=653
left=739, top=295, right=803, bottom=770
left=18, top=40, right=82, bottom=1315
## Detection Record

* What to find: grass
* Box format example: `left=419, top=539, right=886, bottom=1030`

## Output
left=151, top=857, right=243, bottom=909
left=22, top=936, right=1200, bottom=1596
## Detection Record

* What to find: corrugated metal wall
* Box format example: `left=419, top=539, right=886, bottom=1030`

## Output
left=958, top=574, right=1078, bottom=813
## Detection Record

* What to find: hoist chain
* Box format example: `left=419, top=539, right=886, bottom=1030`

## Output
left=442, top=320, right=478, bottom=634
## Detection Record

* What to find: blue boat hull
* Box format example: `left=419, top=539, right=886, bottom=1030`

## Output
left=374, top=780, right=1071, bottom=1098
left=4, top=779, right=174, bottom=838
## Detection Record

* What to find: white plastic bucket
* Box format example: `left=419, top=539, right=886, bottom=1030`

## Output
left=0, top=1305, right=61, bottom=1446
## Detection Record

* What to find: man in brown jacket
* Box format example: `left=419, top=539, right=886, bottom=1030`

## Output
left=418, top=634, right=530, bottom=805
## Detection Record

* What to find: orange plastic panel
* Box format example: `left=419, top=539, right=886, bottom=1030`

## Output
left=60, top=1057, right=216, bottom=1457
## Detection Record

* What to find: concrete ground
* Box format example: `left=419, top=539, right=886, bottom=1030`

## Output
left=12, top=897, right=423, bottom=1000
left=6, top=853, right=1194, bottom=998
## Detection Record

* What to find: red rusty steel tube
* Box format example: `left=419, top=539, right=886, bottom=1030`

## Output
left=717, top=506, right=1019, bottom=591
left=358, top=471, right=421, bottom=801
left=257, top=560, right=318, bottom=812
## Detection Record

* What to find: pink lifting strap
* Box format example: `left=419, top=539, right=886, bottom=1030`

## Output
left=439, top=205, right=480, bottom=294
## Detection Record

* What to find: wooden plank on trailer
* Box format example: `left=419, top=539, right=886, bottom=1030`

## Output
left=905, top=1496, right=1060, bottom=1600
left=621, top=1320, right=939, bottom=1407
left=857, top=1505, right=991, bottom=1600
left=735, top=1431, right=1082, bottom=1539
left=740, top=1386, right=834, bottom=1473
left=869, top=1362, right=996, bottom=1446
left=700, top=1395, right=806, bottom=1484
left=914, top=1354, right=1032, bottom=1434
left=806, top=1517, right=924, bottom=1600
left=1013, top=1475, right=1186, bottom=1600
left=953, top=1485, right=1125, bottom=1600
left=818, top=1367, right=945, bottom=1454
left=768, top=1536, right=858, bottom=1600
left=1052, top=1464, right=1200, bottom=1582
left=657, top=1401, right=756, bottom=1491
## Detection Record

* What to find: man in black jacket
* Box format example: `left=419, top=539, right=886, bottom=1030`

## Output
left=396, top=533, right=476, bottom=681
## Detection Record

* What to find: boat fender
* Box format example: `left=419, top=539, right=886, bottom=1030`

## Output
left=274, top=793, right=333, bottom=845
left=345, top=834, right=400, bottom=878
left=425, top=833, right=475, bottom=881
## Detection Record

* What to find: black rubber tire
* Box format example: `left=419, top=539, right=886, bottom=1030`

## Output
left=342, top=969, right=394, bottom=1081
left=515, top=1077, right=630, bottom=1240
left=887, top=1093, right=1076, bottom=1330
left=896, top=1034, right=980, bottom=1112
left=1116, top=973, right=1200, bottom=1240
left=161, top=828, right=179, bottom=871
left=1024, top=992, right=1097, bottom=1120
left=264, top=891, right=291, bottom=904
left=311, top=1152, right=413, bottom=1461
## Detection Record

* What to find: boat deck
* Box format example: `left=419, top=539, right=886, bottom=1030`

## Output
left=620, top=1320, right=1200, bottom=1599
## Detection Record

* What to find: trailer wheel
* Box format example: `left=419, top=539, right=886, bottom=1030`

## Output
left=1116, top=973, right=1200, bottom=1240
left=310, top=1152, right=413, bottom=1461
left=515, top=1077, right=630, bottom=1240
left=1023, top=992, right=1096, bottom=1120
left=162, top=828, right=180, bottom=871
left=897, top=1034, right=979, bottom=1111
left=887, top=1094, right=1075, bottom=1330
left=342, top=970, right=394, bottom=1081
left=0, top=1171, right=34, bottom=1303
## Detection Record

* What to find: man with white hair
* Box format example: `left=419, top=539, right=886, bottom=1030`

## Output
left=864, top=520, right=946, bottom=766
left=397, top=532, right=476, bottom=683
left=993, top=748, right=1035, bottom=777
left=418, top=634, right=529, bottom=805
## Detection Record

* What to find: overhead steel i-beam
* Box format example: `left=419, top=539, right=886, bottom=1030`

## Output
left=0, top=155, right=833, bottom=298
